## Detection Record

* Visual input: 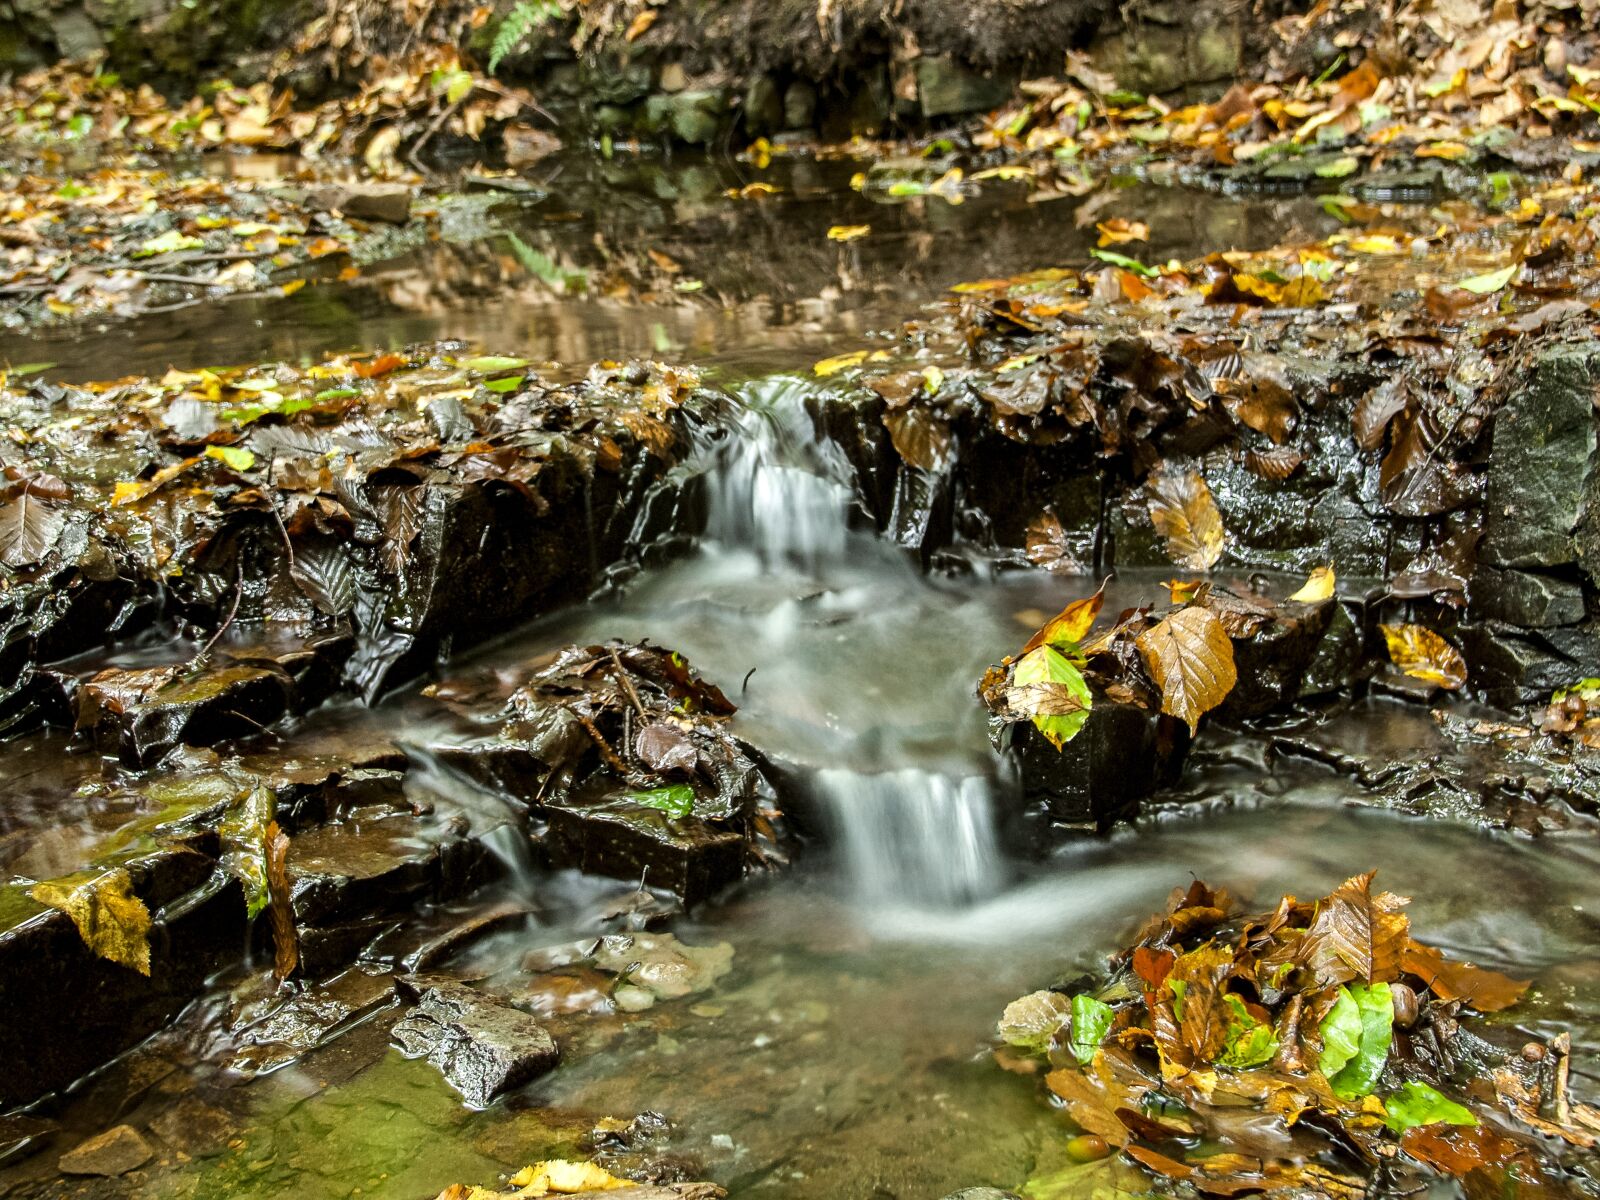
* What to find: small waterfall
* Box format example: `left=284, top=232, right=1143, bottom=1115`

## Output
left=813, top=768, right=1006, bottom=910
left=703, top=375, right=854, bottom=571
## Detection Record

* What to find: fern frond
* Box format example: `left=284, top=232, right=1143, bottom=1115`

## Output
left=488, top=1, right=562, bottom=75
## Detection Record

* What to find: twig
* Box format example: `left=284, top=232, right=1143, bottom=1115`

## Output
left=195, top=561, right=244, bottom=665
left=406, top=93, right=469, bottom=173
left=608, top=647, right=648, bottom=718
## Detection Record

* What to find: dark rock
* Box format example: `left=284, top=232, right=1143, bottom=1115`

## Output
left=588, top=61, right=653, bottom=106
left=1483, top=342, right=1600, bottom=570
left=392, top=976, right=559, bottom=1107
left=916, top=56, right=1015, bottom=118
left=232, top=968, right=398, bottom=1073
left=1470, top=565, right=1586, bottom=628
left=1222, top=598, right=1336, bottom=716
left=997, top=693, right=1186, bottom=837
left=1350, top=168, right=1444, bottom=202
left=667, top=89, right=729, bottom=146
left=57, top=1124, right=152, bottom=1176
left=147, top=1100, right=237, bottom=1159
left=545, top=797, right=745, bottom=906
left=1299, top=600, right=1368, bottom=698
left=75, top=661, right=293, bottom=767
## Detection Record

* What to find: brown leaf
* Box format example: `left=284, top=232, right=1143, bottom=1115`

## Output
left=0, top=491, right=67, bottom=567
left=1025, top=510, right=1085, bottom=573
left=883, top=408, right=951, bottom=472
left=1146, top=468, right=1225, bottom=570
left=1298, top=871, right=1409, bottom=988
left=1243, top=445, right=1304, bottom=481
left=265, top=820, right=299, bottom=983
left=636, top=721, right=698, bottom=774
left=1165, top=942, right=1238, bottom=1063
left=1020, top=578, right=1108, bottom=654
left=1136, top=606, right=1237, bottom=733
left=1380, top=624, right=1467, bottom=690
left=1401, top=1123, right=1531, bottom=1174
left=1401, top=939, right=1528, bottom=1011
left=1133, top=945, right=1176, bottom=991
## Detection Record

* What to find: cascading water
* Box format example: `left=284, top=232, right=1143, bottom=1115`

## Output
left=698, top=376, right=1010, bottom=913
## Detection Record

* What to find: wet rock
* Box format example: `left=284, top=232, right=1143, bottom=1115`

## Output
left=232, top=968, right=398, bottom=1072
left=503, top=123, right=563, bottom=168
left=916, top=56, right=1016, bottom=118
left=392, top=976, right=559, bottom=1107
left=0, top=1114, right=57, bottom=1166
left=57, top=1124, right=153, bottom=1176
left=742, top=73, right=783, bottom=134
left=1350, top=167, right=1444, bottom=202
left=1483, top=342, right=1600, bottom=571
left=308, top=183, right=415, bottom=224
left=1470, top=565, right=1586, bottom=629
left=997, top=695, right=1185, bottom=836
left=75, top=661, right=293, bottom=766
left=590, top=931, right=733, bottom=1009
left=1222, top=597, right=1336, bottom=716
left=147, top=1099, right=237, bottom=1159
left=782, top=80, right=817, bottom=130
left=545, top=795, right=746, bottom=906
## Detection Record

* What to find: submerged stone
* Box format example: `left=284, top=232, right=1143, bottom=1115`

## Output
left=392, top=976, right=559, bottom=1108
left=57, top=1124, right=153, bottom=1177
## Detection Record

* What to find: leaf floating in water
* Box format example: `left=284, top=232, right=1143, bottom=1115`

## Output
left=1380, top=623, right=1466, bottom=690
left=1400, top=939, right=1528, bottom=1011
left=813, top=350, right=868, bottom=377
left=1145, top=468, right=1225, bottom=571
left=998, top=989, right=1072, bottom=1054
left=31, top=868, right=151, bottom=976
left=1455, top=264, right=1518, bottom=294
left=1288, top=564, right=1336, bottom=603
left=1383, top=1081, right=1477, bottom=1134
left=1135, top=606, right=1236, bottom=734
left=826, top=223, right=870, bottom=242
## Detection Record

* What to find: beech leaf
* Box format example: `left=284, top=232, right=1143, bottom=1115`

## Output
left=1401, top=939, right=1529, bottom=1012
left=1136, top=606, right=1237, bottom=734
left=1317, top=982, right=1393, bottom=1098
left=1383, top=1082, right=1477, bottom=1133
left=1146, top=468, right=1225, bottom=570
left=1288, top=565, right=1336, bottom=603
left=0, top=492, right=67, bottom=567
left=1020, top=578, right=1108, bottom=655
left=1299, top=870, right=1409, bottom=988
left=31, top=868, right=152, bottom=976
left=998, top=989, right=1072, bottom=1053
left=1012, top=645, right=1093, bottom=749
left=1380, top=623, right=1466, bottom=690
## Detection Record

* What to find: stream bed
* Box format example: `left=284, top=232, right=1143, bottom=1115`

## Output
left=1, top=156, right=1597, bottom=1200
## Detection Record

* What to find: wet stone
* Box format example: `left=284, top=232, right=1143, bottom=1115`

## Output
left=57, top=1124, right=153, bottom=1177
left=307, top=182, right=415, bottom=224
left=915, top=56, right=1016, bottom=118
left=545, top=797, right=746, bottom=906
left=392, top=975, right=559, bottom=1108
left=232, top=968, right=398, bottom=1073
left=147, top=1099, right=236, bottom=1159
left=75, top=661, right=293, bottom=767
left=1470, top=565, right=1586, bottom=628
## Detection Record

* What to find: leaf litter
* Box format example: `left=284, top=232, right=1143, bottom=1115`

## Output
left=1000, top=872, right=1597, bottom=1198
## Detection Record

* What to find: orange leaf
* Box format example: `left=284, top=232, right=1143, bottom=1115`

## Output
left=1020, top=577, right=1108, bottom=655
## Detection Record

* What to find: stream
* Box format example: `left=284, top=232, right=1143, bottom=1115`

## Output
left=2, top=157, right=1599, bottom=1200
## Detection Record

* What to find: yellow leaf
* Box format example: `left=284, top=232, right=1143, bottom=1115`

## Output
left=1380, top=624, right=1466, bottom=690
left=1347, top=234, right=1404, bottom=255
left=1288, top=564, right=1336, bottom=603
left=1146, top=468, right=1225, bottom=571
left=1279, top=274, right=1326, bottom=306
left=1165, top=579, right=1203, bottom=603
left=31, top=868, right=152, bottom=975
left=813, top=350, right=868, bottom=377
left=1416, top=141, right=1470, bottom=160
left=624, top=7, right=657, bottom=39
left=827, top=224, right=870, bottom=242
left=1020, top=578, right=1108, bottom=655
left=1096, top=218, right=1150, bottom=246
left=1136, top=606, right=1238, bottom=734
left=280, top=278, right=307, bottom=297
left=1233, top=273, right=1284, bottom=304
left=508, top=1160, right=636, bottom=1193
left=205, top=444, right=256, bottom=471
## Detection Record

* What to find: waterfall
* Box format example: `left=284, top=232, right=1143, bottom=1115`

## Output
left=812, top=768, right=1005, bottom=910
left=702, top=375, right=854, bottom=572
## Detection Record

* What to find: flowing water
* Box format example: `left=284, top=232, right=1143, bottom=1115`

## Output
left=3, top=160, right=1599, bottom=1200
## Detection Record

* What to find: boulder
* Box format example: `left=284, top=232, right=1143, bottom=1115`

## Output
left=545, top=798, right=746, bottom=906
left=915, top=56, right=1016, bottom=118
left=392, top=976, right=559, bottom=1107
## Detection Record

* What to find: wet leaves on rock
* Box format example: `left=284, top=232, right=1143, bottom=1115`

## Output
left=30, top=868, right=152, bottom=976
left=1145, top=468, right=1225, bottom=571
left=1380, top=623, right=1467, bottom=690
left=1136, top=606, right=1237, bottom=735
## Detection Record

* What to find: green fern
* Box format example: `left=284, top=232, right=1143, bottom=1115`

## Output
left=488, top=0, right=563, bottom=74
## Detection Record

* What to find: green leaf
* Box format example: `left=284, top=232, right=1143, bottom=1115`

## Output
left=483, top=375, right=525, bottom=393
left=5, top=362, right=55, bottom=377
left=218, top=785, right=276, bottom=919
left=1382, top=1082, right=1478, bottom=1134
left=1456, top=264, right=1518, bottom=294
left=1012, top=645, right=1093, bottom=750
left=314, top=386, right=361, bottom=402
left=998, top=989, right=1072, bottom=1054
left=626, top=784, right=695, bottom=818
left=462, top=356, right=528, bottom=372
left=1090, top=248, right=1157, bottom=277
left=1318, top=982, right=1393, bottom=1098
left=204, top=445, right=256, bottom=472
left=1315, top=155, right=1360, bottom=178
left=135, top=229, right=206, bottom=258
left=1068, top=993, right=1115, bottom=1065
left=1218, top=993, right=1279, bottom=1068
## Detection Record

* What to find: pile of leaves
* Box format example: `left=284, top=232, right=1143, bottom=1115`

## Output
left=999, top=872, right=1600, bottom=1197
left=0, top=347, right=700, bottom=695
left=0, top=42, right=541, bottom=170
left=0, top=166, right=389, bottom=326
left=427, top=638, right=782, bottom=855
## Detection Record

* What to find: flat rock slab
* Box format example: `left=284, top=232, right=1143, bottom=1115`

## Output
left=58, top=1124, right=153, bottom=1176
left=545, top=800, right=745, bottom=906
left=392, top=976, right=558, bottom=1108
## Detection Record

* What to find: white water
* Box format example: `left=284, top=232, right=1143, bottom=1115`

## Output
left=702, top=377, right=1010, bottom=914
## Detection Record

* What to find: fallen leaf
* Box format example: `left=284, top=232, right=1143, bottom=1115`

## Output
left=1455, top=264, right=1518, bottom=294
left=1380, top=624, right=1467, bottom=689
left=813, top=350, right=868, bottom=377
left=1012, top=644, right=1093, bottom=749
left=265, top=820, right=299, bottom=982
left=0, top=491, right=67, bottom=567
left=826, top=224, right=870, bottom=242
left=1136, top=606, right=1236, bottom=733
left=1300, top=871, right=1410, bottom=988
left=1146, top=468, right=1225, bottom=570
left=1020, top=578, right=1108, bottom=655
left=1401, top=940, right=1528, bottom=1012
left=31, top=868, right=151, bottom=976
left=1288, top=565, right=1336, bottom=603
